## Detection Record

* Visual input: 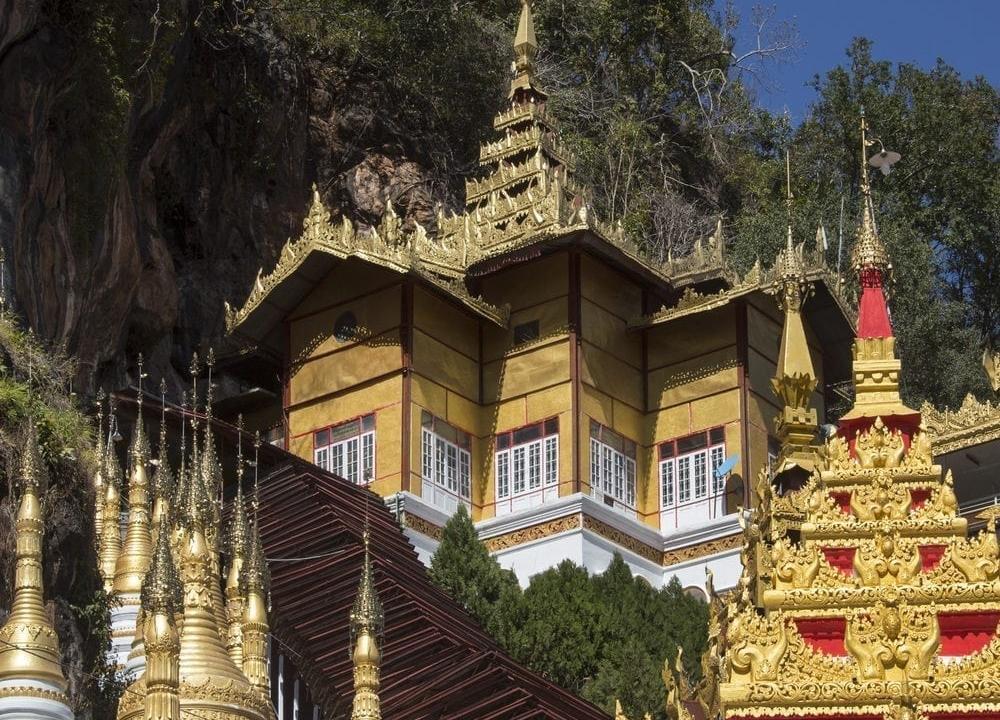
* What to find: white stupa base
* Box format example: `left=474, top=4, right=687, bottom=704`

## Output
left=110, top=601, right=140, bottom=678
left=0, top=678, right=74, bottom=720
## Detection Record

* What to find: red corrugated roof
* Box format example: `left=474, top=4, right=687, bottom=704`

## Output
left=258, top=458, right=610, bottom=720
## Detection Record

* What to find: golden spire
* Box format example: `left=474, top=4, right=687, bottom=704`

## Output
left=94, top=388, right=107, bottom=549
left=100, top=396, right=124, bottom=592
left=509, top=0, right=545, bottom=99
left=114, top=354, right=154, bottom=596
left=0, top=423, right=70, bottom=691
left=225, top=415, right=251, bottom=668
left=240, top=432, right=270, bottom=703
left=852, top=110, right=891, bottom=277
left=151, top=378, right=175, bottom=537
left=768, top=150, right=819, bottom=478
left=240, top=518, right=270, bottom=703
left=174, top=445, right=248, bottom=684
left=839, top=111, right=918, bottom=434
left=139, top=518, right=182, bottom=720
left=350, top=518, right=384, bottom=720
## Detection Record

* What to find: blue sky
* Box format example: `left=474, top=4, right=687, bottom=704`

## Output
left=725, top=1, right=998, bottom=122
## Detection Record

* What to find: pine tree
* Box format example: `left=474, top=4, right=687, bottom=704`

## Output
left=428, top=504, right=522, bottom=643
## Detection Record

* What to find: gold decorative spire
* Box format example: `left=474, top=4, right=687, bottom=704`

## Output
left=151, top=378, right=175, bottom=538
left=139, top=518, right=181, bottom=720
left=509, top=0, right=545, bottom=99
left=240, top=515, right=270, bottom=703
left=94, top=388, right=107, bottom=551
left=0, top=423, right=70, bottom=691
left=769, top=151, right=818, bottom=444
left=852, top=111, right=891, bottom=277
left=114, top=354, right=154, bottom=596
left=350, top=521, right=384, bottom=720
left=839, top=111, right=918, bottom=433
left=100, top=397, right=124, bottom=592
left=225, top=415, right=251, bottom=668
left=174, top=450, right=248, bottom=685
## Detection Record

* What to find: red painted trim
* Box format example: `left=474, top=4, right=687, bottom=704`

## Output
left=938, top=611, right=1000, bottom=656
left=569, top=250, right=582, bottom=494
left=822, top=546, right=856, bottom=575
left=919, top=544, right=947, bottom=571
left=829, top=491, right=852, bottom=514
left=793, top=617, right=847, bottom=656
left=857, top=268, right=893, bottom=338
left=401, top=280, right=414, bottom=492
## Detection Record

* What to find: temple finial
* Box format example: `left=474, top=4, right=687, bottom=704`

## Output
left=853, top=110, right=892, bottom=281
left=350, top=506, right=384, bottom=720
left=0, top=422, right=71, bottom=694
left=510, top=0, right=545, bottom=99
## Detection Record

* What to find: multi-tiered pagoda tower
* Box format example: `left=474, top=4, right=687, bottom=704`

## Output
left=690, top=116, right=1000, bottom=720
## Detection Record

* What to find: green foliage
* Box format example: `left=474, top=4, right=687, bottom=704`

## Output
left=0, top=313, right=114, bottom=713
left=429, top=510, right=707, bottom=719
left=729, top=38, right=998, bottom=408
left=428, top=504, right=521, bottom=643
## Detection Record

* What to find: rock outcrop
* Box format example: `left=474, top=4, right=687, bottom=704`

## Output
left=0, top=1, right=450, bottom=393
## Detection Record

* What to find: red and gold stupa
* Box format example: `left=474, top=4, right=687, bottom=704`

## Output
left=689, top=115, right=1000, bottom=720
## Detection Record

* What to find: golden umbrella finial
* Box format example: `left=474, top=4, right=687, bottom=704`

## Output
left=510, top=0, right=545, bottom=99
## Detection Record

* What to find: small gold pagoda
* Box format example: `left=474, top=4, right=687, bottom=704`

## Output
left=97, top=357, right=274, bottom=720
left=0, top=424, right=73, bottom=720
left=689, top=115, right=1000, bottom=720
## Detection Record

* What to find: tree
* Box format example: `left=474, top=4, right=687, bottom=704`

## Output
left=728, top=38, right=998, bottom=409
left=428, top=503, right=522, bottom=644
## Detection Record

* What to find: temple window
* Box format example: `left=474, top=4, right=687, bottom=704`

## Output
left=420, top=412, right=472, bottom=513
left=313, top=413, right=376, bottom=485
left=659, top=427, right=727, bottom=531
left=589, top=420, right=637, bottom=518
left=495, top=417, right=559, bottom=515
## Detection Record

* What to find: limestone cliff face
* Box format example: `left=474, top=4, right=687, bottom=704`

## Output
left=0, top=1, right=443, bottom=392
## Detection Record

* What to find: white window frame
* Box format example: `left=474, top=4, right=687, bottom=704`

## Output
left=421, top=426, right=472, bottom=503
left=659, top=433, right=727, bottom=513
left=589, top=423, right=637, bottom=514
left=313, top=415, right=375, bottom=485
left=495, top=424, right=559, bottom=510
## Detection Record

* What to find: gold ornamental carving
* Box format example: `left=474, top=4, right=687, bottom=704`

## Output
left=484, top=514, right=581, bottom=553
left=662, top=533, right=743, bottom=567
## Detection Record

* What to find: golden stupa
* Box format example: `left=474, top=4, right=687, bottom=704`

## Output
left=660, top=115, right=1000, bottom=720
left=98, top=357, right=274, bottom=720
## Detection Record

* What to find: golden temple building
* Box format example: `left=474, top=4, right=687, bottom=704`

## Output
left=656, top=114, right=1000, bottom=720
left=223, top=0, right=854, bottom=593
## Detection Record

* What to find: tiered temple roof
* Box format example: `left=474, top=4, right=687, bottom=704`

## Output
left=224, top=0, right=850, bottom=357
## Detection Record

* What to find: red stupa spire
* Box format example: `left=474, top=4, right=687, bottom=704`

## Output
left=838, top=112, right=919, bottom=444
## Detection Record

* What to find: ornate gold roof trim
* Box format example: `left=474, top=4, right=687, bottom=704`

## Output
left=630, top=254, right=851, bottom=330
left=225, top=188, right=510, bottom=335
left=921, top=394, right=1000, bottom=456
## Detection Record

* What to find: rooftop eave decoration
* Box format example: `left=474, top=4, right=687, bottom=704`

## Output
left=921, top=394, right=1000, bottom=456
left=628, top=241, right=852, bottom=330
left=225, top=187, right=510, bottom=336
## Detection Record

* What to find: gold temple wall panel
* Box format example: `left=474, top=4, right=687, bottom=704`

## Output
left=480, top=251, right=568, bottom=311
left=288, top=258, right=400, bottom=320
left=581, top=297, right=642, bottom=367
left=289, top=283, right=401, bottom=364
left=579, top=253, right=642, bottom=321
left=412, top=286, right=479, bottom=359
left=689, top=387, right=741, bottom=430
left=482, top=339, right=571, bottom=403
left=288, top=375, right=401, bottom=436
left=289, top=336, right=402, bottom=406
left=646, top=346, right=739, bottom=410
left=580, top=343, right=643, bottom=410
left=482, top=296, right=568, bottom=362
left=646, top=306, right=736, bottom=370
left=525, top=382, right=572, bottom=425
left=412, top=329, right=479, bottom=400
